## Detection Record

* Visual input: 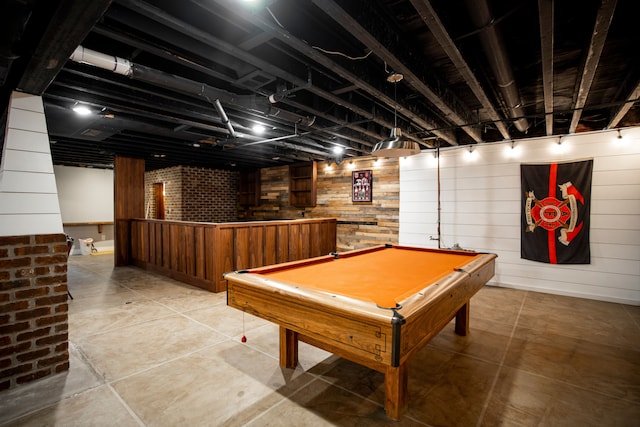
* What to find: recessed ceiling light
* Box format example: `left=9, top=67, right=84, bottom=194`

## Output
left=72, top=105, right=92, bottom=116
left=252, top=124, right=265, bottom=134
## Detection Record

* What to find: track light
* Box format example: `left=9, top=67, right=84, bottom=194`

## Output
left=505, top=140, right=521, bottom=158
left=465, top=145, right=478, bottom=161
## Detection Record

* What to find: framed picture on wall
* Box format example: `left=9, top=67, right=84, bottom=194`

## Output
left=352, top=170, right=372, bottom=202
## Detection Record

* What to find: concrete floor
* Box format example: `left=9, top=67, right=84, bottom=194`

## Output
left=1, top=254, right=639, bottom=426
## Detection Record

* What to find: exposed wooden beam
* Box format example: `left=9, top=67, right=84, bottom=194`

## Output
left=569, top=0, right=617, bottom=133
left=17, top=0, right=112, bottom=94
left=607, top=79, right=640, bottom=128
left=538, top=0, right=554, bottom=136
left=409, top=0, right=510, bottom=141
left=311, top=0, right=468, bottom=144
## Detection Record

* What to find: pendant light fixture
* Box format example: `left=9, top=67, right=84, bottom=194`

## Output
left=372, top=72, right=421, bottom=157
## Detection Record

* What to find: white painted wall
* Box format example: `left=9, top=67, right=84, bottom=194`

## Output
left=54, top=166, right=114, bottom=254
left=54, top=165, right=114, bottom=223
left=0, top=92, right=63, bottom=236
left=400, top=127, right=640, bottom=305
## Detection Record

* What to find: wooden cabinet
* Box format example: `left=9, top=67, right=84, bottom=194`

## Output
left=289, top=161, right=317, bottom=207
left=238, top=170, right=261, bottom=207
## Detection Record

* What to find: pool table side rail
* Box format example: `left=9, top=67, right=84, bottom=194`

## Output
left=397, top=252, right=497, bottom=317
left=226, top=275, right=398, bottom=366
left=397, top=253, right=497, bottom=364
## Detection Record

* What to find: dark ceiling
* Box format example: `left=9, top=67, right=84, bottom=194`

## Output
left=1, top=0, right=639, bottom=171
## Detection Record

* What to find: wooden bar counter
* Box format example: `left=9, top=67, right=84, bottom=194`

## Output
left=128, top=218, right=336, bottom=292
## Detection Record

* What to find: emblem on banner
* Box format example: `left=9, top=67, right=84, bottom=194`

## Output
left=525, top=181, right=585, bottom=246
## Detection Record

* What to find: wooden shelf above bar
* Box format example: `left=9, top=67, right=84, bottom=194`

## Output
left=63, top=222, right=114, bottom=233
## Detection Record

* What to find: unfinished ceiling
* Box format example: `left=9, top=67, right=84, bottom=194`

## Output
left=1, top=0, right=638, bottom=170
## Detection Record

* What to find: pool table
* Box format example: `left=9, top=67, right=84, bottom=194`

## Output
left=224, top=244, right=497, bottom=419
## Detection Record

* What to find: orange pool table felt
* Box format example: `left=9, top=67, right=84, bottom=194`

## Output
left=254, top=245, right=486, bottom=308
left=224, top=244, right=497, bottom=420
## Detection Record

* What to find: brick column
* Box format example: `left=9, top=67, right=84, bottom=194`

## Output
left=0, top=234, right=69, bottom=390
left=0, top=92, right=69, bottom=390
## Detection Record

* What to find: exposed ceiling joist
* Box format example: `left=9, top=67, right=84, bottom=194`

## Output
left=1, top=0, right=638, bottom=171
left=410, top=0, right=511, bottom=141
left=538, top=0, right=555, bottom=136
left=569, top=0, right=618, bottom=133
left=312, top=0, right=468, bottom=144
left=18, top=0, right=112, bottom=94
left=608, top=80, right=640, bottom=129
left=202, top=0, right=453, bottom=145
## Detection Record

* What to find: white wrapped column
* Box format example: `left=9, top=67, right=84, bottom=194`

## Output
left=0, top=92, right=63, bottom=236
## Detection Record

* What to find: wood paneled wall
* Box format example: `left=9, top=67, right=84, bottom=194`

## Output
left=130, top=218, right=336, bottom=292
left=114, top=156, right=145, bottom=266
left=240, top=159, right=400, bottom=251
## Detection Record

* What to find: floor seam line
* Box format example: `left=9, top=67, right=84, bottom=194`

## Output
left=475, top=290, right=528, bottom=427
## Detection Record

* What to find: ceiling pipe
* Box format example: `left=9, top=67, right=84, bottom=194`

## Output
left=69, top=46, right=316, bottom=128
left=200, top=0, right=453, bottom=146
left=464, top=0, right=529, bottom=133
left=213, top=99, right=236, bottom=138
left=70, top=45, right=133, bottom=76
left=231, top=118, right=372, bottom=154
left=269, top=70, right=313, bottom=104
left=409, top=0, right=511, bottom=141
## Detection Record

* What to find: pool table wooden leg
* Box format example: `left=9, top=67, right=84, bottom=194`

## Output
left=455, top=301, right=470, bottom=336
left=279, top=326, right=299, bottom=368
left=384, top=362, right=408, bottom=420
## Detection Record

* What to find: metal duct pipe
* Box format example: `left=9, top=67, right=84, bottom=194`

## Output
left=213, top=99, right=236, bottom=138
left=268, top=70, right=313, bottom=104
left=69, top=46, right=316, bottom=127
left=464, top=0, right=529, bottom=133
left=279, top=141, right=331, bottom=157
left=70, top=46, right=133, bottom=76
left=234, top=133, right=329, bottom=157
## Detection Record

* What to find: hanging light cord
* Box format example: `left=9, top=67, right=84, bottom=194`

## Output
left=437, top=141, right=441, bottom=249
left=393, top=82, right=398, bottom=128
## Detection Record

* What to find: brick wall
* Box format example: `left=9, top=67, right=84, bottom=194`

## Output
left=0, top=234, right=69, bottom=391
left=181, top=167, right=238, bottom=222
left=143, top=160, right=398, bottom=251
left=145, top=167, right=182, bottom=220
left=145, top=166, right=239, bottom=222
left=240, top=158, right=400, bottom=251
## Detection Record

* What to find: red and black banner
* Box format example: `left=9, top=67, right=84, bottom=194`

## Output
left=521, top=159, right=592, bottom=264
